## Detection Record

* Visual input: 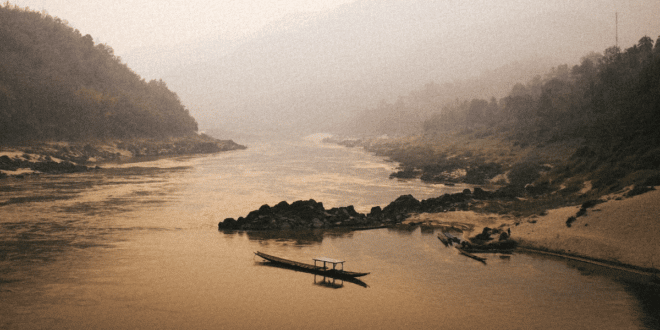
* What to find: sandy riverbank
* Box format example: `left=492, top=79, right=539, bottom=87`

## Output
left=404, top=187, right=660, bottom=274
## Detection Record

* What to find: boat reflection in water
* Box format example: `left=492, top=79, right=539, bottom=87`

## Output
left=313, top=274, right=366, bottom=289
left=254, top=251, right=369, bottom=288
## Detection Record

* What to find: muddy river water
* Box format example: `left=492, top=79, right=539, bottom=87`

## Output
left=1, top=135, right=658, bottom=329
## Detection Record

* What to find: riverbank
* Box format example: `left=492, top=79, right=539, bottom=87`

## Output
left=218, top=166, right=660, bottom=274
left=323, top=133, right=660, bottom=275
left=515, top=187, right=660, bottom=273
left=0, top=134, right=246, bottom=178
left=404, top=186, right=660, bottom=275
left=323, top=133, right=578, bottom=186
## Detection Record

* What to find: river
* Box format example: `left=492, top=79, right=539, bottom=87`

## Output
left=0, top=135, right=658, bottom=329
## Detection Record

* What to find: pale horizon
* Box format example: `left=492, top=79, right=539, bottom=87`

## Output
left=6, top=0, right=660, bottom=132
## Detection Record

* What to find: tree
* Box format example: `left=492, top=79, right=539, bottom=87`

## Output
left=601, top=46, right=622, bottom=65
left=638, top=35, right=654, bottom=54
left=502, top=94, right=534, bottom=123
left=466, top=98, right=488, bottom=127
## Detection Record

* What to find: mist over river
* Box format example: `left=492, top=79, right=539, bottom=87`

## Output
left=0, top=135, right=658, bottom=329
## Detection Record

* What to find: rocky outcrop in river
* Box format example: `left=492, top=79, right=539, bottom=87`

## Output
left=1, top=135, right=246, bottom=179
left=218, top=188, right=500, bottom=231
left=0, top=153, right=97, bottom=179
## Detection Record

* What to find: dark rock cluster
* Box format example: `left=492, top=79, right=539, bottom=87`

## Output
left=54, top=144, right=123, bottom=164
left=116, top=138, right=245, bottom=158
left=218, top=200, right=371, bottom=231
left=1, top=137, right=247, bottom=179
left=218, top=188, right=499, bottom=231
left=440, top=226, right=517, bottom=252
left=465, top=227, right=517, bottom=251
left=0, top=154, right=96, bottom=178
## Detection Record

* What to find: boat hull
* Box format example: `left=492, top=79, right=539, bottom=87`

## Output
left=254, top=251, right=370, bottom=278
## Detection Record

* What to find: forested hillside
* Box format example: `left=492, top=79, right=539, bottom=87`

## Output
left=337, top=35, right=660, bottom=197
left=424, top=36, right=660, bottom=147
left=338, top=58, right=556, bottom=137
left=352, top=35, right=660, bottom=146
left=0, top=4, right=199, bottom=142
left=422, top=36, right=660, bottom=188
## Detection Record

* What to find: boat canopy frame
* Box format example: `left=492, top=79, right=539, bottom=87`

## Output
left=313, top=257, right=345, bottom=271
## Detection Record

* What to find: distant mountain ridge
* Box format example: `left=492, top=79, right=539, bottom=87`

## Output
left=153, top=0, right=618, bottom=133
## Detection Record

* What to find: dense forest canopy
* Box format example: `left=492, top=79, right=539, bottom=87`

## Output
left=341, top=34, right=660, bottom=192
left=411, top=35, right=660, bottom=190
left=423, top=35, right=660, bottom=151
left=347, top=35, right=660, bottom=144
left=0, top=3, right=199, bottom=142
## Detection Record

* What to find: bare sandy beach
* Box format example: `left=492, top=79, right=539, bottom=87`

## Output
left=405, top=187, right=660, bottom=274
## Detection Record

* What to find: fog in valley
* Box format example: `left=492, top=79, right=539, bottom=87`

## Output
left=11, top=0, right=660, bottom=137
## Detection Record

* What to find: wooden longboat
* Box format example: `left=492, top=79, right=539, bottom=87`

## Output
left=438, top=232, right=462, bottom=247
left=460, top=247, right=515, bottom=254
left=254, top=251, right=370, bottom=278
left=437, top=234, right=450, bottom=247
left=455, top=247, right=487, bottom=264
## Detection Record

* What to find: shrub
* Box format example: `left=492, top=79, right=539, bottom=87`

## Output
left=625, top=185, right=655, bottom=197
left=508, top=162, right=542, bottom=187
left=566, top=216, right=576, bottom=227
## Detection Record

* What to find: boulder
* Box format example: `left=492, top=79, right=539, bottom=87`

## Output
left=258, top=204, right=273, bottom=214
left=474, top=227, right=493, bottom=241
left=272, top=200, right=290, bottom=212
left=0, top=155, right=19, bottom=171
left=472, top=187, right=491, bottom=200
left=218, top=218, right=237, bottom=230
left=287, top=199, right=325, bottom=219
left=419, top=195, right=448, bottom=212
left=312, top=218, right=324, bottom=228
left=382, top=194, right=420, bottom=216
left=368, top=206, right=382, bottom=218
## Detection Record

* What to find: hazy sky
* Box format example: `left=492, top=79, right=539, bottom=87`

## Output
left=8, top=0, right=659, bottom=58
left=7, top=0, right=660, bottom=132
left=8, top=0, right=356, bottom=55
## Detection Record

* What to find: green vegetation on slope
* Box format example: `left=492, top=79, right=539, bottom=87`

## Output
left=424, top=36, right=660, bottom=147
left=0, top=3, right=198, bottom=142
left=338, top=34, right=660, bottom=207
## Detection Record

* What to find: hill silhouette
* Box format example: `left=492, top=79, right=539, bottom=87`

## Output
left=0, top=4, right=198, bottom=142
left=155, top=0, right=626, bottom=133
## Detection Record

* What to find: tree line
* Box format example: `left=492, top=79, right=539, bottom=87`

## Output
left=423, top=35, right=660, bottom=153
left=351, top=34, right=660, bottom=190
left=419, top=34, right=660, bottom=189
left=0, top=3, right=199, bottom=142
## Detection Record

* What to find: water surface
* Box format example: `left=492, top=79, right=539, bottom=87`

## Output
left=1, top=136, right=658, bottom=329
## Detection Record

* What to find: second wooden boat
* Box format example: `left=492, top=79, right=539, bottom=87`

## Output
left=455, top=247, right=487, bottom=264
